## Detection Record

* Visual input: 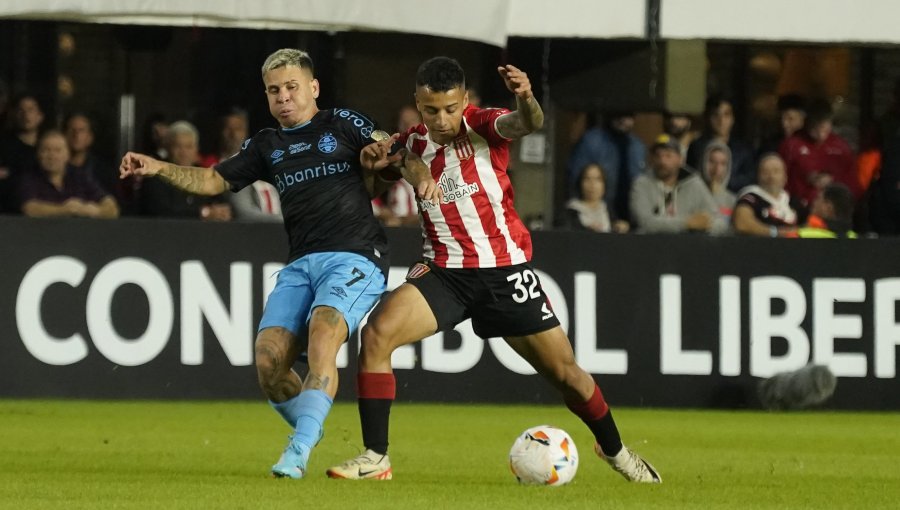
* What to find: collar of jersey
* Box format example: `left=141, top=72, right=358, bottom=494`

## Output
left=281, top=119, right=313, bottom=132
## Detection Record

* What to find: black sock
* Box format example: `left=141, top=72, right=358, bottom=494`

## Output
left=358, top=398, right=392, bottom=455
left=587, top=410, right=623, bottom=457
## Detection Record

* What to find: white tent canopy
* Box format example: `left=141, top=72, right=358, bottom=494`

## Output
left=662, top=0, right=900, bottom=45
left=0, top=0, right=646, bottom=47
left=5, top=0, right=900, bottom=46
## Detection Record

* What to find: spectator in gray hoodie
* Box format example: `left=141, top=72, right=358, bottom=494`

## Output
left=630, top=134, right=729, bottom=235
left=700, top=141, right=736, bottom=216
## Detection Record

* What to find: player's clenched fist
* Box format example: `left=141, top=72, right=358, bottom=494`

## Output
left=497, top=65, right=532, bottom=99
left=119, top=151, right=164, bottom=179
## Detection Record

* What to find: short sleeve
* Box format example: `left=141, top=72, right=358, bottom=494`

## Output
left=215, top=133, right=266, bottom=191
left=464, top=106, right=512, bottom=145
left=332, top=108, right=379, bottom=154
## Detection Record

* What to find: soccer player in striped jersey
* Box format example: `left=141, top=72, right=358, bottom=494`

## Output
left=327, top=57, right=661, bottom=483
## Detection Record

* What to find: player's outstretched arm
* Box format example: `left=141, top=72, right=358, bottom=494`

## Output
left=495, top=65, right=544, bottom=140
left=120, top=151, right=229, bottom=196
left=402, top=151, right=442, bottom=205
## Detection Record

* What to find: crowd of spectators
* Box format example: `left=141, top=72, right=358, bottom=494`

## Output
left=0, top=90, right=282, bottom=223
left=2, top=78, right=899, bottom=240
left=560, top=85, right=900, bottom=239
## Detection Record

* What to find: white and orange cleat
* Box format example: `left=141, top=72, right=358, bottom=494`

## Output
left=326, top=449, right=393, bottom=480
left=596, top=443, right=661, bottom=483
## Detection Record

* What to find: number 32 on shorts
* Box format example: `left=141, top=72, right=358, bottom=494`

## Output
left=506, top=269, right=539, bottom=303
left=506, top=269, right=555, bottom=319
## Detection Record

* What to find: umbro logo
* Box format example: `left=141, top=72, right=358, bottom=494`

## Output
left=270, top=149, right=285, bottom=164
left=330, top=286, right=348, bottom=299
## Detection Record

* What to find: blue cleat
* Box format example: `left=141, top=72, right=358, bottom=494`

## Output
left=271, top=435, right=310, bottom=479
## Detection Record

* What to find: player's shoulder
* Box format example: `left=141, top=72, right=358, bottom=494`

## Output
left=230, top=128, right=277, bottom=155
left=248, top=127, right=278, bottom=144
left=326, top=107, right=377, bottom=129
left=464, top=104, right=513, bottom=140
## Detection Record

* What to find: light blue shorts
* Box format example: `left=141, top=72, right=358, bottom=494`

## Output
left=258, top=252, right=386, bottom=339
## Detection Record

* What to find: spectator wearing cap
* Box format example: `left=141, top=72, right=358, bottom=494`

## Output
left=630, top=134, right=728, bottom=235
left=687, top=95, right=756, bottom=193
left=567, top=111, right=646, bottom=223
left=779, top=99, right=859, bottom=216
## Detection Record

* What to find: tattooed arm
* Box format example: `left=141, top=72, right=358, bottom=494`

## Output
left=119, top=151, right=230, bottom=195
left=495, top=64, right=544, bottom=140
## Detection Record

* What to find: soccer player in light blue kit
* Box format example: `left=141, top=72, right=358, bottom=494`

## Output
left=119, top=48, right=432, bottom=479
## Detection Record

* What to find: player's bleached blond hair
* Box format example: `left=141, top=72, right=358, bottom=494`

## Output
left=261, top=49, right=315, bottom=78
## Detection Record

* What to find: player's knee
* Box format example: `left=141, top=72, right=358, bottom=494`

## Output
left=360, top=320, right=393, bottom=357
left=547, top=355, right=581, bottom=387
left=254, top=328, right=291, bottom=385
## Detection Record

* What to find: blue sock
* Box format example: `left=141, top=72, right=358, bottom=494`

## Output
left=270, top=394, right=305, bottom=427
left=292, top=390, right=333, bottom=463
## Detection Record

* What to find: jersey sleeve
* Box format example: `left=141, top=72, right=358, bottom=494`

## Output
left=333, top=108, right=380, bottom=154
left=465, top=106, right=513, bottom=145
left=736, top=192, right=758, bottom=208
left=214, top=132, right=268, bottom=191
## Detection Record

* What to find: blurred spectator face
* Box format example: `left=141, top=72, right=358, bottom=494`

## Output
left=780, top=108, right=805, bottom=137
left=705, top=148, right=730, bottom=184
left=610, top=115, right=635, bottom=133
left=37, top=132, right=70, bottom=176
left=651, top=147, right=682, bottom=180
left=15, top=97, right=44, bottom=133
left=665, top=114, right=691, bottom=137
left=757, top=155, right=787, bottom=195
left=708, top=101, right=734, bottom=138
left=169, top=132, right=199, bottom=166
left=152, top=121, right=169, bottom=149
left=466, top=88, right=481, bottom=108
left=221, top=114, right=248, bottom=154
left=808, top=119, right=832, bottom=144
left=810, top=191, right=833, bottom=220
left=579, top=164, right=606, bottom=202
left=65, top=115, right=94, bottom=154
left=398, top=106, right=420, bottom=133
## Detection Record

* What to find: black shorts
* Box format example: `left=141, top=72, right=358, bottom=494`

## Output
left=404, top=261, right=561, bottom=338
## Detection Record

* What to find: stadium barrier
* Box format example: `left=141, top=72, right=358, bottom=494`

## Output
left=2, top=216, right=898, bottom=410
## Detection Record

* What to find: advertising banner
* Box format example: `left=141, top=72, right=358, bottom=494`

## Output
left=2, top=217, right=898, bottom=409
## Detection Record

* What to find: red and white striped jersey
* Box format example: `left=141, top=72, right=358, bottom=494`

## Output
left=401, top=104, right=532, bottom=268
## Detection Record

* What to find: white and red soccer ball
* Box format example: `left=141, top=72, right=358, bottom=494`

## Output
left=509, top=425, right=579, bottom=486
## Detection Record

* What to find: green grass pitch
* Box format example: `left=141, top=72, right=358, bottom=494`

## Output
left=0, top=400, right=897, bottom=509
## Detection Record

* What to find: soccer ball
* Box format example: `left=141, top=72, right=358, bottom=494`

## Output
left=509, top=425, right=579, bottom=486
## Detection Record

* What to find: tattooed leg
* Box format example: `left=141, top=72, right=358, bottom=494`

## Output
left=255, top=327, right=302, bottom=403
left=303, top=306, right=349, bottom=399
